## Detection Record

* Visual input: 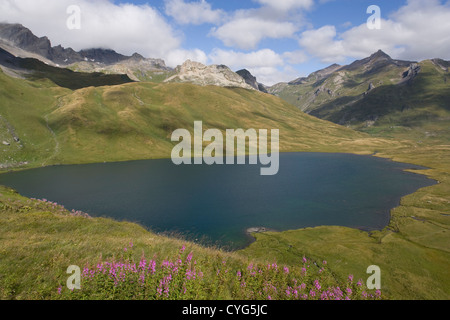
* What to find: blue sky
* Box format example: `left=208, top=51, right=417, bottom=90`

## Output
left=1, top=0, right=449, bottom=85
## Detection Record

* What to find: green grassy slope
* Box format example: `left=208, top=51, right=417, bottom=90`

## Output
left=312, top=60, right=450, bottom=140
left=0, top=69, right=70, bottom=169
left=0, top=48, right=134, bottom=90
left=270, top=52, right=409, bottom=114
left=271, top=54, right=450, bottom=143
left=1, top=67, right=392, bottom=171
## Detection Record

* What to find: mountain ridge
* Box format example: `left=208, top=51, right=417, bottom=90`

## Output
left=163, top=59, right=256, bottom=90
left=0, top=23, right=166, bottom=67
left=0, top=23, right=265, bottom=87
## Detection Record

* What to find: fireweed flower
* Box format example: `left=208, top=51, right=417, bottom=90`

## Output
left=375, top=290, right=382, bottom=298
left=186, top=252, right=193, bottom=264
left=139, top=258, right=147, bottom=270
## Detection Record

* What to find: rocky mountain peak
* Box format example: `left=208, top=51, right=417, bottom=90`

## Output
left=165, top=60, right=255, bottom=90
left=370, top=49, right=392, bottom=60
left=0, top=23, right=52, bottom=59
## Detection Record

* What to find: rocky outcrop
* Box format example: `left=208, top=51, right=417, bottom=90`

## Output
left=363, top=82, right=376, bottom=96
left=402, top=63, right=421, bottom=80
left=236, top=69, right=268, bottom=93
left=164, top=60, right=255, bottom=90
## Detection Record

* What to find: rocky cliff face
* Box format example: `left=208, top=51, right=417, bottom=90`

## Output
left=164, top=60, right=255, bottom=90
left=236, top=69, right=268, bottom=93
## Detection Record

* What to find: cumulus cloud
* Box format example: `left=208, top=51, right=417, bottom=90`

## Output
left=209, top=0, right=313, bottom=50
left=164, top=0, right=225, bottom=25
left=299, top=0, right=450, bottom=63
left=209, top=48, right=284, bottom=68
left=283, top=50, right=309, bottom=65
left=166, top=48, right=208, bottom=67
left=208, top=48, right=297, bottom=85
left=0, top=0, right=181, bottom=59
left=210, top=17, right=297, bottom=50
left=254, top=0, right=314, bottom=12
left=248, top=65, right=300, bottom=86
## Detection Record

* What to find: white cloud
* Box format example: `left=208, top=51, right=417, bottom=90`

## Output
left=0, top=0, right=181, bottom=59
left=164, top=0, right=225, bottom=25
left=210, top=17, right=297, bottom=50
left=248, top=65, right=300, bottom=86
left=283, top=50, right=309, bottom=65
left=208, top=48, right=296, bottom=85
left=209, top=0, right=313, bottom=50
left=298, top=25, right=346, bottom=63
left=299, top=0, right=450, bottom=63
left=254, top=0, right=314, bottom=12
left=209, top=48, right=283, bottom=68
left=166, top=48, right=208, bottom=67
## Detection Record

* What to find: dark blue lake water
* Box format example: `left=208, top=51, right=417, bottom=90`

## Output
left=0, top=153, right=435, bottom=249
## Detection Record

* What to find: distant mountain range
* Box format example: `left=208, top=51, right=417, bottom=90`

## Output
left=0, top=23, right=170, bottom=82
left=0, top=23, right=167, bottom=67
left=269, top=50, right=450, bottom=139
left=0, top=23, right=264, bottom=90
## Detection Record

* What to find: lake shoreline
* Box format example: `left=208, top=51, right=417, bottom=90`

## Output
left=0, top=151, right=437, bottom=253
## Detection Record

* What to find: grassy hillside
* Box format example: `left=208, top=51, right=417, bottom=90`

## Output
left=0, top=185, right=382, bottom=300
left=1, top=67, right=393, bottom=171
left=270, top=53, right=450, bottom=143
left=269, top=51, right=410, bottom=114
left=0, top=48, right=134, bottom=90
left=338, top=60, right=450, bottom=142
